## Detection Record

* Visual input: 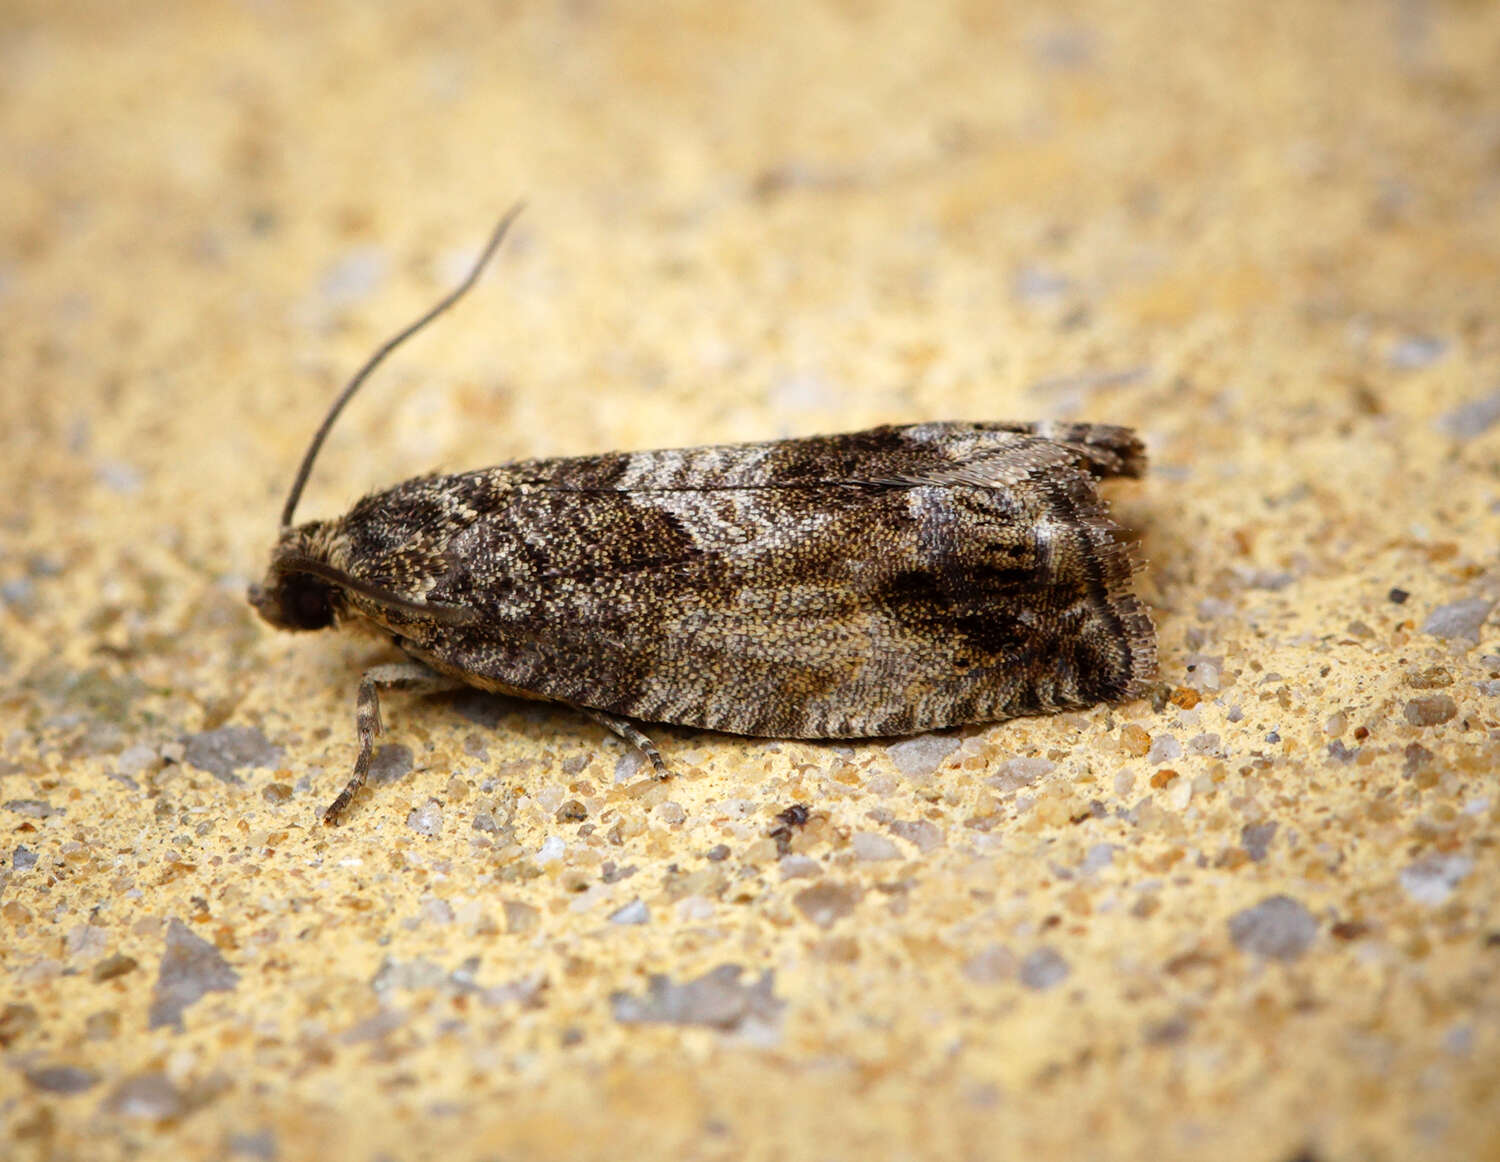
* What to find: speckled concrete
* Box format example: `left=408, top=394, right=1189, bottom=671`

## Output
left=2, top=3, right=1498, bottom=1160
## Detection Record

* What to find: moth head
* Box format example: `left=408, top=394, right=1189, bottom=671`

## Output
left=248, top=523, right=345, bottom=633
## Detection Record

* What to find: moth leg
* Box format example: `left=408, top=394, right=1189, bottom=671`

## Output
left=322, top=662, right=463, bottom=826
left=579, top=707, right=670, bottom=779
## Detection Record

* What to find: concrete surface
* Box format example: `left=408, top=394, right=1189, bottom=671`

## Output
left=2, top=2, right=1497, bottom=1160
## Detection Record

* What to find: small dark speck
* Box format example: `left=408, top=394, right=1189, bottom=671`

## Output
left=1388, top=587, right=1409, bottom=605
left=705, top=844, right=730, bottom=862
left=776, top=804, right=811, bottom=828
left=1265, top=731, right=1281, bottom=744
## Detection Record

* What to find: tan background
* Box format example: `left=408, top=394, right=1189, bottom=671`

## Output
left=2, top=2, right=1498, bottom=1159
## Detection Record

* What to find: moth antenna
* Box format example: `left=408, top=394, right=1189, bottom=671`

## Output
left=280, top=202, right=526, bottom=530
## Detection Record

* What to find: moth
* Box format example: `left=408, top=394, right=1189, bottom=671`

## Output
left=250, top=208, right=1157, bottom=823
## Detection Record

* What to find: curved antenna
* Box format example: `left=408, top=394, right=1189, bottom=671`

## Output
left=280, top=202, right=526, bottom=529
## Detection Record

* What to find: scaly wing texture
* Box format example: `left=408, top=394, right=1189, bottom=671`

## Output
left=322, top=423, right=1155, bottom=737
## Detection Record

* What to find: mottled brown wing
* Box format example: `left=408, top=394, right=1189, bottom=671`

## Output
left=330, top=422, right=1154, bottom=738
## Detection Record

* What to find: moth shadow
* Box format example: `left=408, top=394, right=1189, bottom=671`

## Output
left=438, top=688, right=698, bottom=770
left=437, top=687, right=968, bottom=778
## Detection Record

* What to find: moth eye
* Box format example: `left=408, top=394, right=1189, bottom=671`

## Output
left=283, top=575, right=334, bottom=631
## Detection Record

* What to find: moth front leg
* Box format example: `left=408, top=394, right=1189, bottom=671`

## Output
left=323, top=662, right=463, bottom=825
left=578, top=707, right=670, bottom=780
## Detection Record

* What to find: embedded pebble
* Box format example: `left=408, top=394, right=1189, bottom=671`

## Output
left=778, top=855, right=822, bottom=880
left=555, top=799, right=587, bottom=822
left=226, top=1130, right=278, bottom=1160
left=1241, top=822, right=1278, bottom=862
left=1148, top=735, right=1181, bottom=764
left=340, top=1009, right=408, bottom=1045
left=25, top=1064, right=100, bottom=1094
left=1019, top=948, right=1070, bottom=990
left=1081, top=843, right=1116, bottom=873
left=609, top=898, right=650, bottom=925
left=317, top=245, right=387, bottom=307
left=613, top=749, right=647, bottom=783
left=182, top=726, right=283, bottom=784
left=115, top=744, right=159, bottom=776
left=371, top=956, right=448, bottom=994
left=92, top=953, right=138, bottom=982
left=654, top=801, right=686, bottom=826
left=95, top=459, right=144, bottom=494
left=990, top=756, right=1054, bottom=792
left=1187, top=733, right=1220, bottom=756
left=1421, top=598, right=1493, bottom=644
left=1399, top=853, right=1472, bottom=906
left=888, top=819, right=943, bottom=852
left=962, top=944, right=1017, bottom=984
left=1326, top=739, right=1358, bottom=763
left=503, top=900, right=540, bottom=934
left=1183, top=655, right=1223, bottom=691
left=12, top=845, right=37, bottom=870
left=611, top=965, right=784, bottom=1033
left=418, top=897, right=454, bottom=926
left=64, top=925, right=108, bottom=960
left=1433, top=390, right=1500, bottom=440
left=851, top=831, right=901, bottom=861
left=4, top=799, right=58, bottom=819
left=1404, top=695, right=1457, bottom=727
left=149, top=919, right=239, bottom=1030
left=104, top=1073, right=186, bottom=1120
left=1388, top=334, right=1447, bottom=370
left=1228, top=895, right=1317, bottom=961
left=406, top=799, right=443, bottom=836
left=885, top=734, right=960, bottom=777
left=368, top=744, right=414, bottom=786
left=792, top=880, right=861, bottom=928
